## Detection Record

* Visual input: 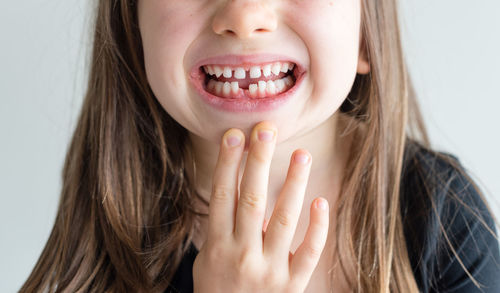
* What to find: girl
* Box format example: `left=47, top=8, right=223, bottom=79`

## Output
left=21, top=0, right=500, bottom=292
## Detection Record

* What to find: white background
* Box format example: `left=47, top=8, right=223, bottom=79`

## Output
left=1, top=1, right=498, bottom=292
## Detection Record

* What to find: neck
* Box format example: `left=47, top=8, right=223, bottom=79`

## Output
left=184, top=113, right=353, bottom=222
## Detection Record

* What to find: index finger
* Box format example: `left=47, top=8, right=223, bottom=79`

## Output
left=207, top=128, right=245, bottom=241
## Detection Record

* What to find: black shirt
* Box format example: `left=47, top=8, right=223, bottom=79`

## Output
left=166, top=142, right=500, bottom=292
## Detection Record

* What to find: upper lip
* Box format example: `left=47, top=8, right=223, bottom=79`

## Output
left=192, top=54, right=303, bottom=72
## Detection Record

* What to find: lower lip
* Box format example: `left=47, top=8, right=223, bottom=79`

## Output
left=189, top=70, right=306, bottom=113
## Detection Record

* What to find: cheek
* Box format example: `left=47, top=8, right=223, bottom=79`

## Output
left=287, top=0, right=361, bottom=103
left=138, top=3, right=205, bottom=106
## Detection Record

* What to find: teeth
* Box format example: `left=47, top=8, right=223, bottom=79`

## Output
left=266, top=80, right=276, bottom=95
left=280, top=62, right=289, bottom=73
left=275, top=79, right=285, bottom=92
left=213, top=66, right=223, bottom=78
left=223, top=67, right=232, bottom=78
left=230, top=82, right=239, bottom=95
left=258, top=81, right=267, bottom=97
left=234, top=67, right=246, bottom=79
left=249, top=84, right=258, bottom=98
left=271, top=63, right=281, bottom=75
left=222, top=82, right=231, bottom=97
left=205, top=62, right=296, bottom=98
left=208, top=76, right=293, bottom=98
left=214, top=81, right=223, bottom=95
left=207, top=80, right=242, bottom=97
left=207, top=79, right=217, bottom=91
left=283, top=76, right=293, bottom=87
left=250, top=66, right=262, bottom=78
left=208, top=66, right=215, bottom=76
left=262, top=64, right=272, bottom=77
left=206, top=62, right=295, bottom=79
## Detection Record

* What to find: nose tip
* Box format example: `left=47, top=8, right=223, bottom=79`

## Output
left=212, top=1, right=278, bottom=39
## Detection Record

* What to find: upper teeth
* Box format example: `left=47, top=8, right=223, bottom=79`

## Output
left=203, top=62, right=295, bottom=79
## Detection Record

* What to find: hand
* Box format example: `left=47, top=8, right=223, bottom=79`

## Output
left=193, top=121, right=330, bottom=293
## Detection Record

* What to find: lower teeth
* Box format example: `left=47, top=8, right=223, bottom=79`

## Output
left=206, top=76, right=295, bottom=99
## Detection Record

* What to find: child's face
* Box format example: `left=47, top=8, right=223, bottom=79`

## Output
left=138, top=0, right=368, bottom=145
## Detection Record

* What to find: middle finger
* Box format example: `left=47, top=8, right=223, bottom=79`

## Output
left=234, top=121, right=277, bottom=247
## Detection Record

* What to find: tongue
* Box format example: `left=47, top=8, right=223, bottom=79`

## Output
left=211, top=72, right=289, bottom=89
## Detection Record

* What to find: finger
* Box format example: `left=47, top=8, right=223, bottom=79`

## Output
left=263, top=149, right=312, bottom=260
left=262, top=219, right=268, bottom=240
left=207, top=128, right=245, bottom=241
left=290, top=197, right=329, bottom=283
left=234, top=121, right=277, bottom=246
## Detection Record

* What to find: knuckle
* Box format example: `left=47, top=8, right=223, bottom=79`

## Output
left=304, top=243, right=323, bottom=259
left=286, top=279, right=304, bottom=293
left=206, top=243, right=226, bottom=263
left=273, top=208, right=292, bottom=227
left=211, top=184, right=233, bottom=202
left=262, top=269, right=282, bottom=287
left=239, top=189, right=264, bottom=209
left=287, top=168, right=308, bottom=183
left=235, top=247, right=258, bottom=275
left=313, top=215, right=329, bottom=228
left=249, top=149, right=270, bottom=164
left=220, top=145, right=240, bottom=162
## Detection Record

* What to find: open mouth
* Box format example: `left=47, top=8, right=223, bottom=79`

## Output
left=200, top=61, right=299, bottom=99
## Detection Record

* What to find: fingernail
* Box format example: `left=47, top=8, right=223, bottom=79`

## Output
left=295, top=152, right=310, bottom=164
left=258, top=129, right=275, bottom=142
left=226, top=133, right=241, bottom=147
left=316, top=198, right=328, bottom=210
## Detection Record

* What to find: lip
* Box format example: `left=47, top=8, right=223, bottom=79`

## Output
left=189, top=54, right=307, bottom=112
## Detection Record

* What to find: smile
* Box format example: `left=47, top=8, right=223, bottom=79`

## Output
left=189, top=55, right=306, bottom=112
left=203, top=62, right=296, bottom=99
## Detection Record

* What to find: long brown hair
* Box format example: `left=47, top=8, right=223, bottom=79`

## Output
left=20, top=0, right=496, bottom=292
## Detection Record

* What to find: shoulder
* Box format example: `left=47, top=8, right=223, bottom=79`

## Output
left=400, top=139, right=500, bottom=292
left=400, top=139, right=481, bottom=223
left=400, top=139, right=493, bottom=232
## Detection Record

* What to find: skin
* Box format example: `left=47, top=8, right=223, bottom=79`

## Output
left=137, top=0, right=370, bottom=291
